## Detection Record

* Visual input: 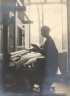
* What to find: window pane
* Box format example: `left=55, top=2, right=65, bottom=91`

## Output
left=26, top=4, right=67, bottom=51
left=17, top=27, right=25, bottom=51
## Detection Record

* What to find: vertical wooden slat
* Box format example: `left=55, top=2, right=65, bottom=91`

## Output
left=67, top=0, right=70, bottom=74
left=15, top=1, right=18, bottom=51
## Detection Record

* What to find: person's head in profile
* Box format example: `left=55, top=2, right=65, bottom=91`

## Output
left=41, top=26, right=50, bottom=38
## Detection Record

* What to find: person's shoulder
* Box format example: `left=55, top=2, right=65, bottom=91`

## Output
left=49, top=36, right=54, bottom=42
left=49, top=36, right=58, bottom=49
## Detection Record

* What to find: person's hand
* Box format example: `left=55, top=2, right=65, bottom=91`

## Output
left=40, top=45, right=44, bottom=48
left=29, top=48, right=36, bottom=52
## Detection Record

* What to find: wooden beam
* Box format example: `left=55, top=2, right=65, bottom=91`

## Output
left=25, top=2, right=66, bottom=6
left=15, top=6, right=26, bottom=11
left=3, top=8, right=10, bottom=75
left=22, top=21, right=33, bottom=24
left=24, top=13, right=30, bottom=21
left=67, top=0, right=70, bottom=74
left=17, top=0, right=23, bottom=6
left=1, top=6, right=26, bottom=12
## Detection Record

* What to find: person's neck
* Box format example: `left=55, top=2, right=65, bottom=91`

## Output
left=46, top=35, right=50, bottom=39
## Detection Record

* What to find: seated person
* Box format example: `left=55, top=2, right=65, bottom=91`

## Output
left=30, top=26, right=58, bottom=94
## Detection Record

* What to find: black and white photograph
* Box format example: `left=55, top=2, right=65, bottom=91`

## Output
left=0, top=0, right=70, bottom=96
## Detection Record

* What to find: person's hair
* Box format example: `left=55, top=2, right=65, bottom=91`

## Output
left=41, top=26, right=50, bottom=33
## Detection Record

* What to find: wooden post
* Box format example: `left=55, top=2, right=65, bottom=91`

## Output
left=3, top=7, right=9, bottom=66
left=2, top=6, right=10, bottom=87
left=37, top=5, right=41, bottom=46
left=67, top=0, right=70, bottom=75
left=0, top=0, right=4, bottom=94
left=29, top=5, right=31, bottom=48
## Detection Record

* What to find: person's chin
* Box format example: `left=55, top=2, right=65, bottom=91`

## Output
left=43, top=36, right=46, bottom=38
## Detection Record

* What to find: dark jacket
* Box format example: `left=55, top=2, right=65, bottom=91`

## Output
left=41, top=36, right=58, bottom=75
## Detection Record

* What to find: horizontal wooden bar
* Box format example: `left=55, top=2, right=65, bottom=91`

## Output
left=25, top=2, right=66, bottom=6
left=22, top=21, right=33, bottom=24
left=1, top=6, right=26, bottom=11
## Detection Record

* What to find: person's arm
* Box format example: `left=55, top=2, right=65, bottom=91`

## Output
left=29, top=48, right=37, bottom=52
left=40, top=42, right=47, bottom=57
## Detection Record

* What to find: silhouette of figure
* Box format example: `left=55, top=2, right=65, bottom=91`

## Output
left=40, top=26, right=58, bottom=94
left=29, top=26, right=58, bottom=94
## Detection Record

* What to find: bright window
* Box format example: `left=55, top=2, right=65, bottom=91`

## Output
left=26, top=2, right=67, bottom=52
